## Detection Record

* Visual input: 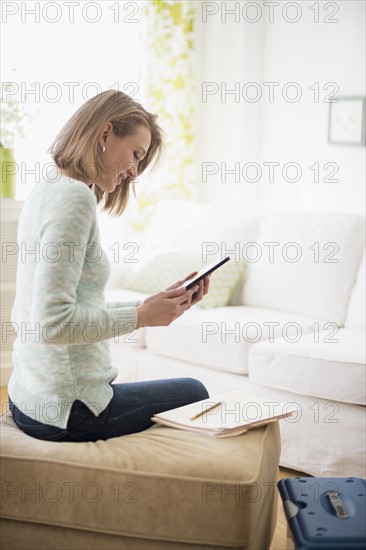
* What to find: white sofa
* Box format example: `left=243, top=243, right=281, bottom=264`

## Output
left=105, top=199, right=366, bottom=478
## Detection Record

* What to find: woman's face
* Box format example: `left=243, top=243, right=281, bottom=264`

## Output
left=98, top=123, right=151, bottom=193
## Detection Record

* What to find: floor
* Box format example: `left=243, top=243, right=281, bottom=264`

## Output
left=270, top=466, right=309, bottom=550
left=0, top=385, right=308, bottom=550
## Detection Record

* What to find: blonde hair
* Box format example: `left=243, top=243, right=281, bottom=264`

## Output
left=48, top=90, right=164, bottom=216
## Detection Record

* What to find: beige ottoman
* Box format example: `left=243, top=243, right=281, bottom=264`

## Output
left=0, top=411, right=280, bottom=550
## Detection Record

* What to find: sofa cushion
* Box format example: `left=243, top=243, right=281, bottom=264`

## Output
left=147, top=199, right=213, bottom=252
left=345, top=251, right=365, bottom=330
left=243, top=211, right=365, bottom=325
left=146, top=305, right=317, bottom=375
left=0, top=412, right=280, bottom=550
left=248, top=329, right=366, bottom=405
left=147, top=199, right=261, bottom=259
left=105, top=287, right=149, bottom=305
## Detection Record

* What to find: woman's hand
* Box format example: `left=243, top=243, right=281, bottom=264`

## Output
left=164, top=271, right=210, bottom=306
left=180, top=273, right=210, bottom=307
left=136, top=271, right=210, bottom=329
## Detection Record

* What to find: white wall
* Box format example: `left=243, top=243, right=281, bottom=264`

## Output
left=195, top=0, right=365, bottom=216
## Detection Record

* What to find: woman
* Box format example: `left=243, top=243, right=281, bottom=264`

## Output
left=8, top=90, right=210, bottom=442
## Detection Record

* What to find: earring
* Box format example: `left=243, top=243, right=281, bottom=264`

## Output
left=102, top=146, right=106, bottom=153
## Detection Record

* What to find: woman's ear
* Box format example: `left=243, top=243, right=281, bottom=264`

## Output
left=98, top=122, right=113, bottom=148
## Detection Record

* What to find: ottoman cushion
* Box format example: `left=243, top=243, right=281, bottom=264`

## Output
left=0, top=411, right=280, bottom=549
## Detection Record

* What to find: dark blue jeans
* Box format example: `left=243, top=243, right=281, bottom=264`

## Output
left=8, top=378, right=209, bottom=443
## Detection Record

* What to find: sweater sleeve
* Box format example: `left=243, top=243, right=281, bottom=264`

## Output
left=30, top=183, right=138, bottom=345
left=106, top=300, right=141, bottom=309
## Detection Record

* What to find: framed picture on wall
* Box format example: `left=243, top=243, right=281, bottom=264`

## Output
left=328, top=96, right=365, bottom=146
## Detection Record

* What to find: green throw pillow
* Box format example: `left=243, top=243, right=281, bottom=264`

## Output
left=124, top=250, right=246, bottom=308
left=198, top=258, right=246, bottom=308
left=124, top=250, right=198, bottom=295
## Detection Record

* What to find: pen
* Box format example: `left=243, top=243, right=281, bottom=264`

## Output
left=190, top=401, right=222, bottom=421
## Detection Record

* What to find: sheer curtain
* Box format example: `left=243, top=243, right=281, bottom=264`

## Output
left=130, top=0, right=199, bottom=232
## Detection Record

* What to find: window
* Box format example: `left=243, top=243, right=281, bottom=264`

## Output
left=2, top=2, right=142, bottom=200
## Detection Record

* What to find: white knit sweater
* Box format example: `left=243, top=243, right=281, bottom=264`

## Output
left=8, top=169, right=139, bottom=428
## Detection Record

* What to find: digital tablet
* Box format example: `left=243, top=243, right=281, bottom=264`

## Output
left=180, top=256, right=231, bottom=290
